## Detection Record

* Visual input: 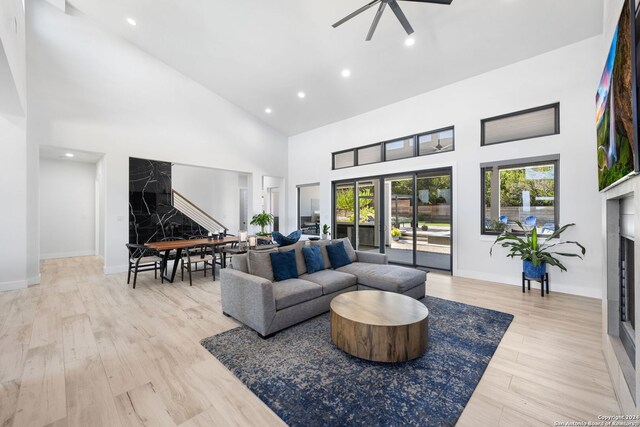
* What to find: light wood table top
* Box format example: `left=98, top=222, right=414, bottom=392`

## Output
left=330, top=290, right=429, bottom=327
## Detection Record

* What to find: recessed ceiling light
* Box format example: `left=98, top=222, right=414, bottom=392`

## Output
left=265, top=108, right=272, bottom=114
left=405, top=37, right=415, bottom=47
left=65, top=153, right=74, bottom=158
left=341, top=69, right=351, bottom=78
left=126, top=17, right=137, bottom=26
left=297, top=91, right=306, bottom=99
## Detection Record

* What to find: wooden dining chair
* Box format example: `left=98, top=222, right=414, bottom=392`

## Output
left=180, top=244, right=216, bottom=286
left=126, top=243, right=163, bottom=289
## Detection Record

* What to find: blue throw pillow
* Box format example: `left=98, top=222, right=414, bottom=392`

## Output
left=269, top=250, right=298, bottom=282
left=302, top=246, right=325, bottom=274
left=326, top=241, right=352, bottom=269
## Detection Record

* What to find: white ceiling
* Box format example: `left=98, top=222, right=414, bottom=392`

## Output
left=65, top=0, right=603, bottom=136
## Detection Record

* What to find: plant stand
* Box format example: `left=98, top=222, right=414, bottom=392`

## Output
left=521, top=272, right=549, bottom=297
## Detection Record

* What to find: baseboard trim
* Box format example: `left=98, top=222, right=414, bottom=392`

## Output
left=40, top=250, right=96, bottom=260
left=0, top=279, right=28, bottom=292
left=27, top=274, right=41, bottom=286
left=454, top=269, right=602, bottom=299
left=104, top=265, right=128, bottom=275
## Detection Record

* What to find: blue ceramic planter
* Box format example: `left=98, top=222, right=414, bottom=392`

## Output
left=523, top=260, right=546, bottom=279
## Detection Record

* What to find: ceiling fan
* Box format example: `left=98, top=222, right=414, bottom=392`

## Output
left=431, top=138, right=452, bottom=152
left=332, top=0, right=453, bottom=41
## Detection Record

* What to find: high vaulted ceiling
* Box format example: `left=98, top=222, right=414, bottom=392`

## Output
left=65, top=0, right=602, bottom=136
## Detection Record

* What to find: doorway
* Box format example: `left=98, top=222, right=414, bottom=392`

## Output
left=333, top=167, right=452, bottom=272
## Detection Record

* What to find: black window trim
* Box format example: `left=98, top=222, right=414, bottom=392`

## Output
left=480, top=102, right=560, bottom=147
left=480, top=155, right=560, bottom=236
left=331, top=126, right=455, bottom=170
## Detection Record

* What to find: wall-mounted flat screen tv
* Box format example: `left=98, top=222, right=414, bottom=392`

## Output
left=596, top=0, right=639, bottom=191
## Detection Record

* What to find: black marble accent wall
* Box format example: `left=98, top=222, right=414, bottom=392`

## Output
left=129, top=157, right=207, bottom=244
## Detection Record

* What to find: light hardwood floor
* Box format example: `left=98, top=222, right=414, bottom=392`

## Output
left=0, top=256, right=621, bottom=426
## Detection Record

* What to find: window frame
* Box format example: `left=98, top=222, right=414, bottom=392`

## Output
left=480, top=103, right=560, bottom=147
left=332, top=149, right=356, bottom=170
left=480, top=156, right=560, bottom=236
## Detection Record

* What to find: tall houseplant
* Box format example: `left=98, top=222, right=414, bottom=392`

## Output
left=490, top=222, right=586, bottom=278
left=250, top=211, right=274, bottom=237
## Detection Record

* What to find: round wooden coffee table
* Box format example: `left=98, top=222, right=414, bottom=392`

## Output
left=330, top=291, right=429, bottom=363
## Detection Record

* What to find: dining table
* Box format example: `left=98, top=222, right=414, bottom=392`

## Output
left=146, top=236, right=240, bottom=283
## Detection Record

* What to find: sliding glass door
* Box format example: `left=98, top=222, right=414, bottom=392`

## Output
left=334, top=180, right=380, bottom=252
left=415, top=171, right=451, bottom=271
left=333, top=167, right=452, bottom=272
left=385, top=175, right=415, bottom=265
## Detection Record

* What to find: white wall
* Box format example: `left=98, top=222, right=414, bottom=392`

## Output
left=0, top=0, right=26, bottom=112
left=172, top=164, right=245, bottom=234
left=39, top=158, right=96, bottom=259
left=0, top=115, right=27, bottom=290
left=288, top=35, right=604, bottom=298
left=27, top=0, right=288, bottom=274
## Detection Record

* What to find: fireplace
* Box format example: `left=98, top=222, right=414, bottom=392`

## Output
left=604, top=188, right=639, bottom=408
left=620, top=234, right=636, bottom=367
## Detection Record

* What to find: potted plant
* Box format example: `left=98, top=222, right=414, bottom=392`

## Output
left=490, top=222, right=586, bottom=278
left=391, top=227, right=402, bottom=241
left=322, top=224, right=330, bottom=240
left=250, top=211, right=274, bottom=237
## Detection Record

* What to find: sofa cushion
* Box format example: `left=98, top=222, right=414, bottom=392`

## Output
left=326, top=241, right=352, bottom=269
left=272, top=279, right=322, bottom=310
left=270, top=250, right=298, bottom=282
left=330, top=237, right=357, bottom=262
left=309, top=240, right=332, bottom=270
left=302, top=246, right=325, bottom=274
left=299, top=270, right=357, bottom=295
left=229, top=253, right=248, bottom=273
left=278, top=241, right=306, bottom=276
left=247, top=249, right=277, bottom=282
left=337, top=262, right=427, bottom=293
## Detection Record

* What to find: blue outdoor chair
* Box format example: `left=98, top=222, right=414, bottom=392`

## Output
left=523, top=215, right=537, bottom=227
left=271, top=230, right=302, bottom=247
left=498, top=215, right=508, bottom=224
left=541, top=223, right=556, bottom=234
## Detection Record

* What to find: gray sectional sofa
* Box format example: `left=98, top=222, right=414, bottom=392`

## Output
left=220, top=238, right=427, bottom=338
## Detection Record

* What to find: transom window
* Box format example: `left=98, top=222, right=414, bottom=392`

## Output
left=331, top=126, right=454, bottom=170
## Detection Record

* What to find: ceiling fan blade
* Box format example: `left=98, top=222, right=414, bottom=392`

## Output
left=398, top=0, right=453, bottom=4
left=333, top=0, right=381, bottom=28
left=388, top=0, right=414, bottom=35
left=366, top=2, right=387, bottom=41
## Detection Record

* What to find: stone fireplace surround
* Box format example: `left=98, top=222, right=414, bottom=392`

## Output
left=603, top=173, right=640, bottom=413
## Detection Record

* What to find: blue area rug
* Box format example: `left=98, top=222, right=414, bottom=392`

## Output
left=201, top=296, right=513, bottom=427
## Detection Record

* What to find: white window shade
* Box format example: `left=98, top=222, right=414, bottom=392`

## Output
left=357, top=146, right=381, bottom=165
left=334, top=151, right=354, bottom=169
left=482, top=104, right=559, bottom=145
